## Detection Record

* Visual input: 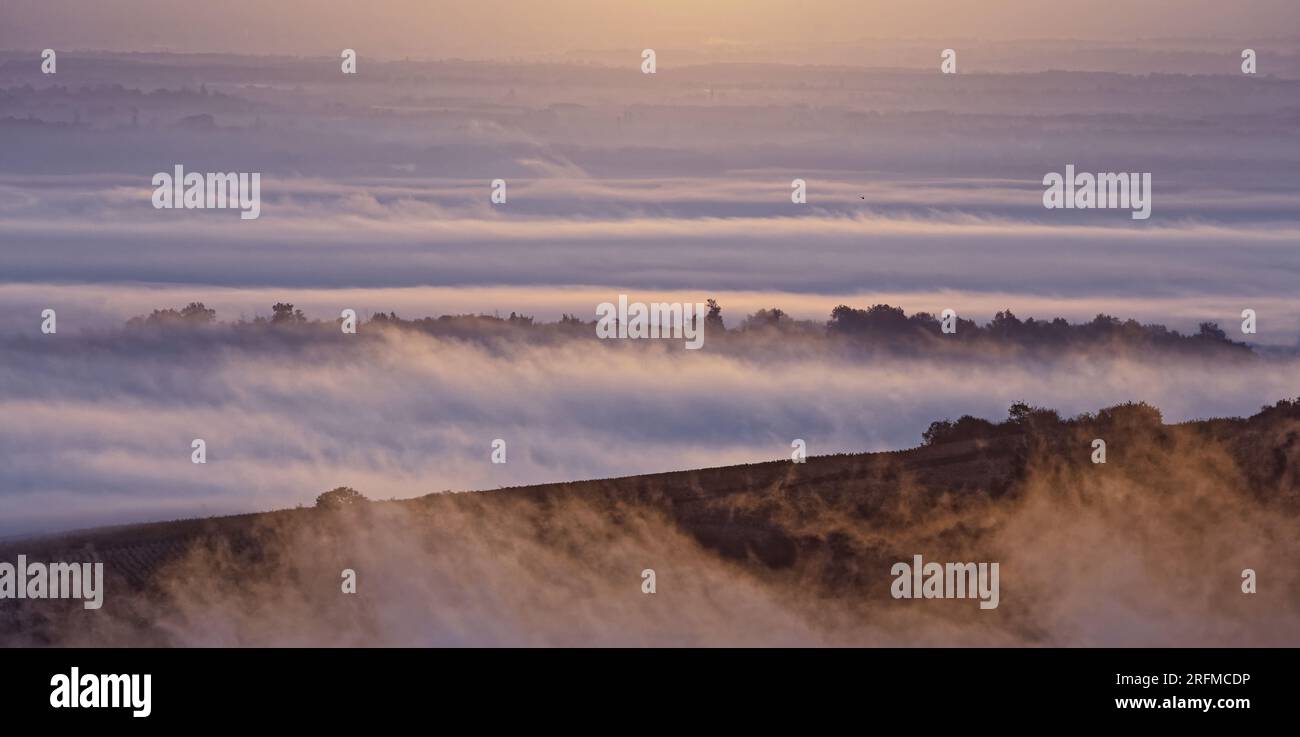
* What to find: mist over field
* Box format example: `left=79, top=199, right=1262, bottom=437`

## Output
left=0, top=306, right=1295, bottom=536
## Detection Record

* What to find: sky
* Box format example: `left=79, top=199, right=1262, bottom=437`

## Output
left=3, top=1, right=1300, bottom=59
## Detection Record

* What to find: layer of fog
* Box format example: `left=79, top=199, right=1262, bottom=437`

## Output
left=3, top=319, right=1298, bottom=536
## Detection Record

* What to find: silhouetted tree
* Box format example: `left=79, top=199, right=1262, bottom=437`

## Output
left=741, top=307, right=787, bottom=329
left=705, top=298, right=725, bottom=333
left=179, top=302, right=216, bottom=323
left=921, top=415, right=998, bottom=445
left=990, top=309, right=1023, bottom=336
left=922, top=420, right=955, bottom=445
left=127, top=302, right=216, bottom=327
left=1198, top=321, right=1228, bottom=341
left=828, top=304, right=909, bottom=336
left=271, top=302, right=306, bottom=324
left=1096, top=401, right=1163, bottom=428
left=1007, top=401, right=1062, bottom=434
left=1008, top=402, right=1033, bottom=423
left=315, top=486, right=368, bottom=509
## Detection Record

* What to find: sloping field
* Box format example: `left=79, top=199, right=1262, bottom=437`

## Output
left=3, top=403, right=1298, bottom=646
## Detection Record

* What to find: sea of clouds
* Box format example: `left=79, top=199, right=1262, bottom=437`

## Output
left=2, top=52, right=1299, bottom=534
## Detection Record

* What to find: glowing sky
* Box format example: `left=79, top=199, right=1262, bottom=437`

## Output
left=4, top=0, right=1299, bottom=58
